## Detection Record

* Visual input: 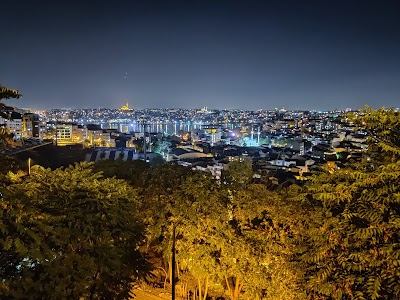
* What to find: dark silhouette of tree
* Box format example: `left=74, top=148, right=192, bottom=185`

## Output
left=94, top=158, right=150, bottom=186
left=0, top=84, right=21, bottom=119
left=0, top=85, right=21, bottom=150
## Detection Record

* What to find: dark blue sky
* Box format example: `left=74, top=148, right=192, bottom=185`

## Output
left=1, top=0, right=399, bottom=110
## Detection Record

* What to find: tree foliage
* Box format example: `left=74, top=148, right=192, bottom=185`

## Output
left=348, top=106, right=400, bottom=160
left=140, top=163, right=303, bottom=299
left=0, top=84, right=22, bottom=149
left=139, top=164, right=198, bottom=271
left=175, top=179, right=305, bottom=300
left=0, top=84, right=21, bottom=119
left=288, top=108, right=400, bottom=300
left=93, top=158, right=150, bottom=186
left=0, top=163, right=148, bottom=299
left=222, top=159, right=253, bottom=187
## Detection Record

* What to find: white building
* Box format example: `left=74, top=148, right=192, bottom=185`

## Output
left=0, top=112, right=23, bottom=138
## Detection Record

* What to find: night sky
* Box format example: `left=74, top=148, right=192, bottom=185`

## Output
left=1, top=0, right=399, bottom=110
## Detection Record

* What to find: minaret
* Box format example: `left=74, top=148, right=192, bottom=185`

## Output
left=119, top=102, right=132, bottom=111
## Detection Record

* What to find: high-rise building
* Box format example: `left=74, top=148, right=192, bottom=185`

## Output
left=203, top=125, right=222, bottom=146
left=56, top=123, right=74, bottom=146
left=22, top=113, right=40, bottom=138
left=55, top=123, right=87, bottom=146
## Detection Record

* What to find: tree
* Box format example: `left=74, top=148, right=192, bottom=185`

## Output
left=222, top=159, right=253, bottom=187
left=0, top=84, right=21, bottom=119
left=0, top=156, right=24, bottom=184
left=0, top=85, right=21, bottom=149
left=93, top=158, right=150, bottom=186
left=142, top=163, right=304, bottom=300
left=0, top=163, right=149, bottom=299
left=140, top=164, right=198, bottom=287
left=288, top=107, right=400, bottom=299
left=172, top=171, right=228, bottom=299
left=177, top=182, right=306, bottom=300
left=348, top=106, right=400, bottom=163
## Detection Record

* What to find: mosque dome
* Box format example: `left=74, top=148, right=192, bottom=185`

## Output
left=119, top=102, right=133, bottom=111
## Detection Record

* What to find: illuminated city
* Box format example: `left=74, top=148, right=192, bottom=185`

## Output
left=1, top=0, right=399, bottom=299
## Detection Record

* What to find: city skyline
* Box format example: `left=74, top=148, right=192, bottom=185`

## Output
left=2, top=0, right=400, bottom=110
left=12, top=102, right=398, bottom=112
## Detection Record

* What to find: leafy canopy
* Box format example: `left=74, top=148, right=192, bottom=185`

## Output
left=0, top=84, right=21, bottom=119
left=0, top=162, right=148, bottom=299
left=288, top=107, right=400, bottom=300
